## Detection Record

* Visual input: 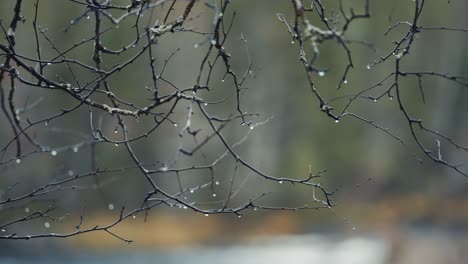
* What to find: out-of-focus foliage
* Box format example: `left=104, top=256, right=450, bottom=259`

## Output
left=0, top=0, right=467, bottom=248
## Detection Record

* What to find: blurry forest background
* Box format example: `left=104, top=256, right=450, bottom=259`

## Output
left=1, top=0, right=468, bottom=263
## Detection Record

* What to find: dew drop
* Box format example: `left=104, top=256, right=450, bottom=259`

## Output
left=389, top=96, right=393, bottom=100
left=366, top=65, right=371, bottom=70
left=203, top=103, right=208, bottom=106
left=210, top=40, right=216, bottom=45
left=204, top=214, right=209, bottom=217
left=215, top=181, right=220, bottom=185
left=1, top=229, right=5, bottom=232
left=278, top=180, right=283, bottom=184
left=237, top=215, right=242, bottom=218
left=335, top=119, right=340, bottom=123
left=190, top=189, right=194, bottom=193
left=15, top=158, right=21, bottom=164
left=343, top=79, right=348, bottom=84
left=373, top=99, right=378, bottom=102
left=249, top=126, right=254, bottom=130
left=193, top=43, right=199, bottom=48
left=291, top=41, right=295, bottom=44
left=318, top=71, right=325, bottom=77
left=68, top=170, right=74, bottom=176
left=221, top=79, right=225, bottom=83
left=108, top=203, right=115, bottom=210
left=51, top=150, right=57, bottom=156
left=44, top=222, right=51, bottom=228
left=73, top=147, right=79, bottom=153
left=115, top=143, right=119, bottom=147
left=132, top=215, right=136, bottom=219
left=114, top=129, right=118, bottom=134
left=253, top=207, right=258, bottom=211
left=86, top=15, right=90, bottom=20
left=24, top=207, right=30, bottom=213
left=212, top=193, right=217, bottom=197
left=131, top=44, right=136, bottom=48
left=173, top=123, right=178, bottom=127
left=183, top=205, right=188, bottom=209
left=161, top=166, right=168, bottom=172
left=45, top=121, right=48, bottom=126
left=352, top=227, right=356, bottom=230
left=46, top=63, right=52, bottom=66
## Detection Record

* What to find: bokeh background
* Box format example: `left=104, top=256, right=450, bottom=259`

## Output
left=1, top=0, right=468, bottom=263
